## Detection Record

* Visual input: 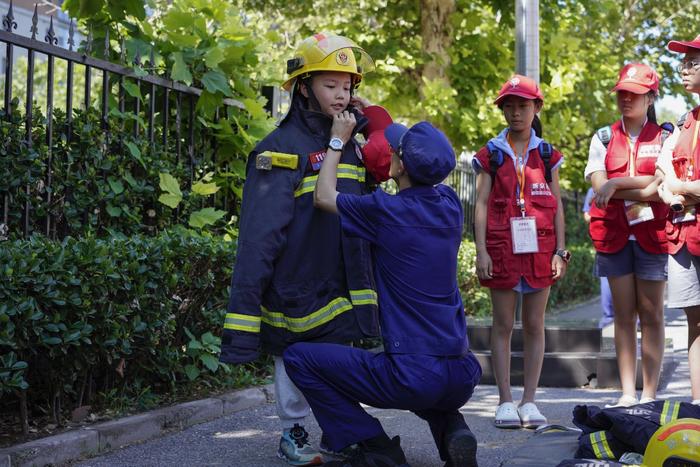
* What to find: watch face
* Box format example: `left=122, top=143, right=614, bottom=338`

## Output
left=329, top=138, right=343, bottom=150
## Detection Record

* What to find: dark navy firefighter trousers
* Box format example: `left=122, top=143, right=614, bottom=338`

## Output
left=283, top=342, right=482, bottom=459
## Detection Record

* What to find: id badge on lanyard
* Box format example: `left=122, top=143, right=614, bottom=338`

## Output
left=510, top=152, right=539, bottom=254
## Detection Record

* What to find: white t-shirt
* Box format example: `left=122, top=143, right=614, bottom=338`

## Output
left=584, top=119, right=643, bottom=181
left=656, top=126, right=681, bottom=177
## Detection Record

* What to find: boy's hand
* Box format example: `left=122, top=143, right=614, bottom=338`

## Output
left=331, top=111, right=357, bottom=145
left=594, top=179, right=617, bottom=209
left=551, top=254, right=566, bottom=281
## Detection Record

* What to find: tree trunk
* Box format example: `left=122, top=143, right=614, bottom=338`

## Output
left=420, top=0, right=456, bottom=86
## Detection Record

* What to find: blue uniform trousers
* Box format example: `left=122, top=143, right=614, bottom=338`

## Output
left=283, top=342, right=481, bottom=458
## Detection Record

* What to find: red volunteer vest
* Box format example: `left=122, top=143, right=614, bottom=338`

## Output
left=588, top=121, right=669, bottom=254
left=666, top=107, right=700, bottom=256
left=475, top=143, right=562, bottom=289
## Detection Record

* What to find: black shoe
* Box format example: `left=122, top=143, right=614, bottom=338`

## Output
left=322, top=435, right=409, bottom=467
left=444, top=426, right=477, bottom=467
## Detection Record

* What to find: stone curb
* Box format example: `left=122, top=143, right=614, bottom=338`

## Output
left=0, top=385, right=272, bottom=467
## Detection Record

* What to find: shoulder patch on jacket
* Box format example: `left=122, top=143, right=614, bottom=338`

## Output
left=255, top=151, right=299, bottom=171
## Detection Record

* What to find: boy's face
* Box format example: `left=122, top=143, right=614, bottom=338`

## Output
left=305, top=71, right=352, bottom=116
left=388, top=148, right=404, bottom=181
left=501, top=96, right=539, bottom=133
left=680, top=50, right=700, bottom=93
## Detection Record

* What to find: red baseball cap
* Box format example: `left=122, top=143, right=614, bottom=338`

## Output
left=611, top=63, right=659, bottom=95
left=494, top=74, right=544, bottom=106
left=668, top=34, right=700, bottom=54
left=360, top=105, right=393, bottom=182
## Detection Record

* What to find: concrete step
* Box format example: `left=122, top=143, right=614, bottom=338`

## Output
left=472, top=350, right=678, bottom=389
left=467, top=323, right=601, bottom=353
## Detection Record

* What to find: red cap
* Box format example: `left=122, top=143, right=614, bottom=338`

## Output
left=362, top=131, right=391, bottom=182
left=611, top=63, right=659, bottom=95
left=360, top=105, right=393, bottom=183
left=494, top=74, right=544, bottom=106
left=362, top=105, right=393, bottom=135
left=668, top=35, right=700, bottom=54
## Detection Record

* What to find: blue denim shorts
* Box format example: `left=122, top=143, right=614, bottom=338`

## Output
left=512, top=277, right=543, bottom=294
left=595, top=240, right=667, bottom=281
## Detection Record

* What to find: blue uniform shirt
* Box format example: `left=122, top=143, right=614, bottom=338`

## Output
left=337, top=184, right=469, bottom=356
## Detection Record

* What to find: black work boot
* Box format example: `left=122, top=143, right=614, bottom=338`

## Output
left=443, top=423, right=478, bottom=467
left=322, top=434, right=409, bottom=467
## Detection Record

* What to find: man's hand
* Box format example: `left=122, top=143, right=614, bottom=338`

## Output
left=476, top=250, right=493, bottom=280
left=331, top=110, right=357, bottom=145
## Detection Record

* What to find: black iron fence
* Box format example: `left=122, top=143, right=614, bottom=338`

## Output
left=0, top=1, right=244, bottom=240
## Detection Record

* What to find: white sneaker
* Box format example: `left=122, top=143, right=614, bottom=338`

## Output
left=639, top=397, right=655, bottom=404
left=494, top=402, right=521, bottom=429
left=605, top=394, right=638, bottom=408
left=517, top=402, right=547, bottom=429
left=691, top=399, right=700, bottom=406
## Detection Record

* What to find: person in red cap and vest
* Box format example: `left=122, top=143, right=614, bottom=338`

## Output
left=584, top=63, right=672, bottom=408
left=656, top=34, right=700, bottom=407
left=473, top=75, right=568, bottom=429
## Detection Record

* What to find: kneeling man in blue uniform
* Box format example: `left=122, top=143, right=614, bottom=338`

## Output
left=283, top=111, right=482, bottom=467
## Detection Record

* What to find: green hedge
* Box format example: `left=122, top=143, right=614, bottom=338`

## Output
left=0, top=229, right=272, bottom=433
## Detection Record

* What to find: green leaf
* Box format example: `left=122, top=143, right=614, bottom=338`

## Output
left=191, top=181, right=219, bottom=196
left=199, top=353, right=219, bottom=372
left=188, top=208, right=226, bottom=228
left=43, top=336, right=62, bottom=345
left=159, top=173, right=182, bottom=197
left=108, top=177, right=124, bottom=194
left=122, top=81, right=142, bottom=101
left=124, top=171, right=138, bottom=188
left=106, top=204, right=122, bottom=217
left=171, top=52, right=193, bottom=86
left=204, top=47, right=225, bottom=69
left=124, top=142, right=146, bottom=169
left=187, top=340, right=204, bottom=351
left=243, top=98, right=267, bottom=121
left=201, top=71, right=232, bottom=96
left=158, top=194, right=182, bottom=209
left=11, top=361, right=28, bottom=370
left=163, top=10, right=193, bottom=30
left=184, top=364, right=200, bottom=381
left=195, top=90, right=221, bottom=119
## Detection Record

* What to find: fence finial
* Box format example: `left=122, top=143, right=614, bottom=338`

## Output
left=68, top=18, right=75, bottom=51
left=30, top=4, right=38, bottom=40
left=104, top=29, right=110, bottom=59
left=85, top=27, right=93, bottom=55
left=45, top=15, right=57, bottom=45
left=3, top=0, right=18, bottom=32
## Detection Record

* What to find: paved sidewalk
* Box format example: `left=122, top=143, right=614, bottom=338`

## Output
left=74, top=303, right=693, bottom=467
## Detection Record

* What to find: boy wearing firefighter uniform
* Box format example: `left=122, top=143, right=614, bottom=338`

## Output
left=284, top=117, right=482, bottom=467
left=584, top=63, right=671, bottom=408
left=657, top=34, right=700, bottom=407
left=218, top=33, right=388, bottom=466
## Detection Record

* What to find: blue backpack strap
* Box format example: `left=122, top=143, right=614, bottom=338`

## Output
left=660, top=121, right=674, bottom=144
left=596, top=125, right=613, bottom=148
left=486, top=141, right=505, bottom=184
left=538, top=141, right=553, bottom=183
left=678, top=112, right=688, bottom=129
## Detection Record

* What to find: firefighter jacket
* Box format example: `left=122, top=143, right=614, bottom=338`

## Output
left=219, top=99, right=380, bottom=362
left=572, top=400, right=700, bottom=461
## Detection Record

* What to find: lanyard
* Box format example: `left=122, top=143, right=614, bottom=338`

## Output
left=507, top=132, right=531, bottom=216
left=689, top=119, right=699, bottom=180
left=626, top=133, right=636, bottom=177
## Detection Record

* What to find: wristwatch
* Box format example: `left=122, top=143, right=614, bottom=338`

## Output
left=328, top=137, right=344, bottom=152
left=554, top=249, right=571, bottom=263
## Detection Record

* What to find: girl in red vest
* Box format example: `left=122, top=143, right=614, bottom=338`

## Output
left=474, top=75, right=568, bottom=429
left=584, top=63, right=669, bottom=408
left=657, top=35, right=700, bottom=406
